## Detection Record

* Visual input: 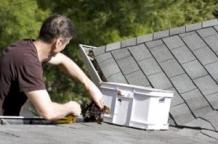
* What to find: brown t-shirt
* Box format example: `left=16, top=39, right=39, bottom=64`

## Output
left=0, top=39, right=46, bottom=115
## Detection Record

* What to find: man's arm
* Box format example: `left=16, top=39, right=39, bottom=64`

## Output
left=48, top=53, right=104, bottom=109
left=25, top=90, right=81, bottom=120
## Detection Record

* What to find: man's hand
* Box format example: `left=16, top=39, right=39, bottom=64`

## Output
left=66, top=101, right=81, bottom=116
left=85, top=82, right=104, bottom=109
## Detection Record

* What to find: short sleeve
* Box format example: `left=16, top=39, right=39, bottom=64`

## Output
left=18, top=62, right=46, bottom=92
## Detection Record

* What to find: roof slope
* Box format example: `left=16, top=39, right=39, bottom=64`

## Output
left=0, top=123, right=218, bottom=144
left=87, top=19, right=218, bottom=132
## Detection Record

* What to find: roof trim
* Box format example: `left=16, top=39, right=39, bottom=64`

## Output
left=102, top=19, right=218, bottom=52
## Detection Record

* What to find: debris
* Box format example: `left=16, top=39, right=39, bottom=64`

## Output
left=82, top=101, right=110, bottom=124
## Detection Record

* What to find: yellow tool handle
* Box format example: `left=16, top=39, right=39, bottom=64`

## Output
left=55, top=115, right=76, bottom=124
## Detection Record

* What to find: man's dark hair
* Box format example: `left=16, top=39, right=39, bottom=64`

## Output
left=39, top=14, right=76, bottom=43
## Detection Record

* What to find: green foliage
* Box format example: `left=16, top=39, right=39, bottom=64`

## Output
left=36, top=0, right=218, bottom=45
left=0, top=0, right=49, bottom=50
left=0, top=0, right=218, bottom=105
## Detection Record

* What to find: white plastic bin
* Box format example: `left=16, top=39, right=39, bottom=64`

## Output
left=79, top=44, right=174, bottom=130
left=100, top=82, right=174, bottom=130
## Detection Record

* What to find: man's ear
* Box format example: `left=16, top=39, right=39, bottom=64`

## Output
left=51, top=38, right=61, bottom=52
left=55, top=38, right=62, bottom=49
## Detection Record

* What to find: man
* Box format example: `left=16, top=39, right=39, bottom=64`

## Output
left=0, top=14, right=104, bottom=120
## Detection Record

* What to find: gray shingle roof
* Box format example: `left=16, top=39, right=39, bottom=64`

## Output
left=1, top=123, right=218, bottom=144
left=81, top=19, right=218, bottom=137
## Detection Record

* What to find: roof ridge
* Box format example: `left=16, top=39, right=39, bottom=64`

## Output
left=103, top=19, right=218, bottom=52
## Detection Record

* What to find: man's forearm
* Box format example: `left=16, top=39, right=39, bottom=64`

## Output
left=25, top=90, right=81, bottom=120
left=60, top=61, right=89, bottom=85
left=49, top=53, right=93, bottom=86
left=58, top=54, right=104, bottom=108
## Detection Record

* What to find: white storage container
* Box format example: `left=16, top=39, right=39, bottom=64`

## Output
left=100, top=82, right=174, bottom=130
left=79, top=44, right=174, bottom=130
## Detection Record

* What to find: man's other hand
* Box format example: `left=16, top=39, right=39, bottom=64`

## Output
left=67, top=101, right=81, bottom=116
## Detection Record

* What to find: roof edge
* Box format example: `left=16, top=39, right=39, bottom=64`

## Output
left=103, top=19, right=218, bottom=52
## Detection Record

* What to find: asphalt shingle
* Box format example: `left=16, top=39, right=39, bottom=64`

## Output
left=93, top=46, right=105, bottom=56
left=185, top=118, right=214, bottom=130
left=182, top=60, right=207, bottom=79
left=149, top=45, right=173, bottom=63
left=194, top=75, right=218, bottom=95
left=171, top=46, right=196, bottom=64
left=139, top=58, right=162, bottom=76
left=206, top=93, right=218, bottom=110
left=201, top=130, right=218, bottom=140
left=98, top=58, right=121, bottom=78
left=201, top=111, right=218, bottom=131
left=181, top=89, right=212, bottom=117
left=171, top=128, right=213, bottom=142
left=160, top=59, right=184, bottom=78
left=167, top=87, right=184, bottom=107
left=125, top=70, right=150, bottom=87
left=171, top=74, right=196, bottom=94
left=107, top=72, right=128, bottom=84
left=129, top=44, right=152, bottom=61
left=95, top=52, right=113, bottom=63
left=111, top=48, right=130, bottom=60
left=213, top=25, right=218, bottom=31
left=170, top=103, right=195, bottom=125
left=148, top=72, right=172, bottom=89
left=116, top=56, right=139, bottom=75
left=205, top=61, right=218, bottom=82
left=197, top=27, right=217, bottom=38
left=163, top=35, right=184, bottom=50
left=180, top=32, right=207, bottom=50
left=203, top=34, right=218, bottom=54
left=193, top=47, right=218, bottom=65
left=146, top=39, right=163, bottom=48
